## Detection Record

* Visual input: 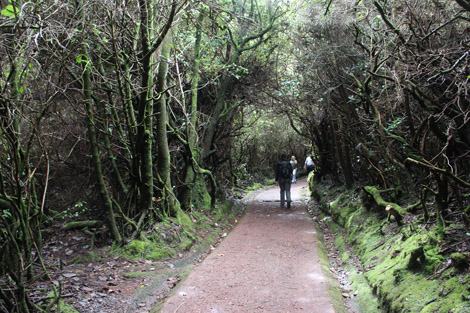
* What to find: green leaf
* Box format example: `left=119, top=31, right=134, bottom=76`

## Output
left=1, top=4, right=18, bottom=18
left=2, top=209, right=12, bottom=219
left=76, top=55, right=83, bottom=63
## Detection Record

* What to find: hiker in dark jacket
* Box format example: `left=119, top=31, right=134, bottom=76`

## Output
left=275, top=153, right=293, bottom=208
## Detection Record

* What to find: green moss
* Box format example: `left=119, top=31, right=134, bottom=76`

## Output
left=245, top=182, right=262, bottom=191
left=212, top=205, right=228, bottom=222
left=334, top=234, right=346, bottom=252
left=46, top=290, right=79, bottom=313
left=424, top=276, right=470, bottom=312
left=122, top=271, right=159, bottom=279
left=176, top=209, right=195, bottom=231
left=127, top=240, right=149, bottom=256
left=192, top=176, right=212, bottom=211
left=310, top=179, right=470, bottom=312
left=120, top=239, right=175, bottom=261
left=329, top=193, right=347, bottom=210
left=69, top=251, right=100, bottom=264
left=148, top=248, right=174, bottom=261
left=450, top=252, right=470, bottom=271
left=57, top=300, right=79, bottom=313
left=349, top=271, right=382, bottom=312
left=177, top=239, right=193, bottom=251
left=265, top=178, right=276, bottom=185
left=190, top=211, right=212, bottom=231
left=314, top=222, right=349, bottom=313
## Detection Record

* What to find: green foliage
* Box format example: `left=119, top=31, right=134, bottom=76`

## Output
left=1, top=4, right=18, bottom=18
left=1, top=209, right=12, bottom=219
left=69, top=252, right=100, bottom=264
left=61, top=201, right=89, bottom=220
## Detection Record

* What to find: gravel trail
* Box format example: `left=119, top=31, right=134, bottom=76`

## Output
left=160, top=179, right=335, bottom=313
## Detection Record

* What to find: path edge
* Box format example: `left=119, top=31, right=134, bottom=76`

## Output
left=306, top=199, right=351, bottom=313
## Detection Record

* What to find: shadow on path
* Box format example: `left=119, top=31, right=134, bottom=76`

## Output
left=160, top=178, right=335, bottom=312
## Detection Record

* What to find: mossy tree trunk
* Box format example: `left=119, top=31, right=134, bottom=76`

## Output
left=434, top=172, right=448, bottom=239
left=154, top=33, right=181, bottom=217
left=363, top=186, right=404, bottom=225
left=180, top=8, right=214, bottom=211
left=88, top=0, right=179, bottom=237
left=135, top=0, right=157, bottom=225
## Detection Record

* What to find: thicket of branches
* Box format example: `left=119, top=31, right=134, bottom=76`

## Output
left=2, top=0, right=469, bottom=311
left=0, top=0, right=289, bottom=311
left=287, top=0, right=470, bottom=239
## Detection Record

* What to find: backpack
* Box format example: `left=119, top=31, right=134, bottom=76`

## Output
left=279, top=161, right=291, bottom=179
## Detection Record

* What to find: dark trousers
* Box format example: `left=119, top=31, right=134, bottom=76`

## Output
left=279, top=177, right=291, bottom=206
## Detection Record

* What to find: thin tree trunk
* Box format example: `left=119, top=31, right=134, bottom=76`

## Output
left=182, top=9, right=205, bottom=209
left=135, top=0, right=155, bottom=228
left=155, top=34, right=180, bottom=217
left=82, top=46, right=122, bottom=244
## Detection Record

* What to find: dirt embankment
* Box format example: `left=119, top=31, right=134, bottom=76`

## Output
left=309, top=176, right=470, bottom=313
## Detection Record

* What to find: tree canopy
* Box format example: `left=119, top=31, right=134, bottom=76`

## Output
left=1, top=0, right=469, bottom=311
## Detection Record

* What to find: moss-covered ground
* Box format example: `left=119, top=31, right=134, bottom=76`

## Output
left=308, top=176, right=470, bottom=313
left=111, top=199, right=242, bottom=263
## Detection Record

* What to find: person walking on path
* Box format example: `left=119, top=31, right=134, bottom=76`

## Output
left=275, top=153, right=293, bottom=208
left=304, top=155, right=315, bottom=176
left=290, top=155, right=298, bottom=184
left=160, top=178, right=336, bottom=313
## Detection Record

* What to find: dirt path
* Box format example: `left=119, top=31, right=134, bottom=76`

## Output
left=159, top=179, right=336, bottom=312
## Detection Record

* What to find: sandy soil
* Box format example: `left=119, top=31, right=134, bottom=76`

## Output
left=159, top=179, right=336, bottom=312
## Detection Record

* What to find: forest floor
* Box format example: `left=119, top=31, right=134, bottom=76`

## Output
left=38, top=179, right=362, bottom=313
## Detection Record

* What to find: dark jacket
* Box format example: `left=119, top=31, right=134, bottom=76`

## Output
left=275, top=160, right=293, bottom=182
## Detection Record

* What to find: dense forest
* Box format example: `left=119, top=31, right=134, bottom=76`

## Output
left=1, top=0, right=469, bottom=311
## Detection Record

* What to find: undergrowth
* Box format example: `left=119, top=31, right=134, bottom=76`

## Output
left=111, top=200, right=241, bottom=262
left=309, top=176, right=470, bottom=313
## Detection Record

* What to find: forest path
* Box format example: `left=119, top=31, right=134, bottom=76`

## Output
left=159, top=178, right=336, bottom=312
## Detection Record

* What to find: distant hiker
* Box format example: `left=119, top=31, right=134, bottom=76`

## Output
left=304, top=155, right=315, bottom=176
left=290, top=155, right=298, bottom=184
left=275, top=153, right=293, bottom=208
